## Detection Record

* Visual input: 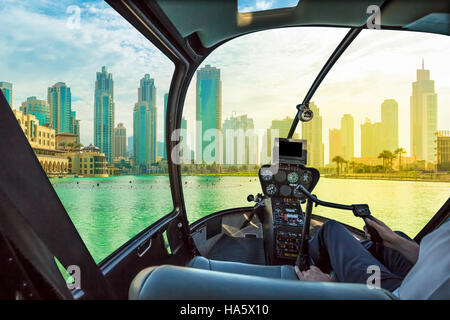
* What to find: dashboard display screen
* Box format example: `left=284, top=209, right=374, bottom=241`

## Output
left=279, top=139, right=303, bottom=158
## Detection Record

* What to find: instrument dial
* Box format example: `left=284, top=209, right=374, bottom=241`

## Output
left=274, top=170, right=287, bottom=183
left=266, top=184, right=277, bottom=196
left=280, top=185, right=291, bottom=197
left=287, top=171, right=299, bottom=184
left=293, top=187, right=304, bottom=198
left=301, top=171, right=312, bottom=185
left=261, top=168, right=273, bottom=181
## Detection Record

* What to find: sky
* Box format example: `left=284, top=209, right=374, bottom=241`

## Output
left=1, top=0, right=449, bottom=164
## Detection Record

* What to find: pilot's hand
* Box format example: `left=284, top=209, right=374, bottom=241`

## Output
left=364, top=217, right=400, bottom=249
left=295, top=265, right=333, bottom=282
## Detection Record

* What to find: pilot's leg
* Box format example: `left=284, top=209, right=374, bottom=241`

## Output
left=309, top=220, right=403, bottom=291
left=362, top=231, right=415, bottom=278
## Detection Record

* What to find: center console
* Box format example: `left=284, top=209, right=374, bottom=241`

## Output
left=258, top=138, right=320, bottom=264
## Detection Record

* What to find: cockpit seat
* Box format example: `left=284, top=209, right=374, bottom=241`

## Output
left=129, top=264, right=396, bottom=300
left=187, top=256, right=298, bottom=280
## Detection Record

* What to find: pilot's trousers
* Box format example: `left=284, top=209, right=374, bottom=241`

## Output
left=308, top=220, right=415, bottom=292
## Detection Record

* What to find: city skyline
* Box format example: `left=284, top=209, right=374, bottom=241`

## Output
left=2, top=59, right=445, bottom=167
left=1, top=0, right=449, bottom=162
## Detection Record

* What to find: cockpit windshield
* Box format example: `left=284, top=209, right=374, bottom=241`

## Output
left=180, top=27, right=450, bottom=237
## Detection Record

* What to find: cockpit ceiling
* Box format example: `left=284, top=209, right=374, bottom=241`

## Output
left=156, top=0, right=450, bottom=48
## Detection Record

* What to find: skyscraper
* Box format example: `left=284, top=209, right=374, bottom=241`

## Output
left=70, top=111, right=81, bottom=143
left=48, top=82, right=76, bottom=134
left=381, top=99, right=398, bottom=152
left=113, top=123, right=127, bottom=158
left=340, top=114, right=354, bottom=161
left=94, top=66, right=115, bottom=163
left=301, top=102, right=324, bottom=167
left=196, top=65, right=222, bottom=164
left=127, top=136, right=133, bottom=157
left=360, top=99, right=398, bottom=158
left=222, top=113, right=258, bottom=165
left=361, top=118, right=382, bottom=158
left=262, top=116, right=299, bottom=163
left=20, top=96, right=50, bottom=126
left=329, top=128, right=342, bottom=163
left=410, top=60, right=438, bottom=162
left=163, top=93, right=168, bottom=160
left=133, top=74, right=157, bottom=169
left=0, top=82, right=12, bottom=107
left=435, top=131, right=450, bottom=172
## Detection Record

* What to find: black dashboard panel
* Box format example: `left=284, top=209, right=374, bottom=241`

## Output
left=258, top=164, right=320, bottom=200
left=258, top=164, right=320, bottom=262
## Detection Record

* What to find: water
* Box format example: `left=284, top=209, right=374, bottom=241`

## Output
left=51, top=175, right=449, bottom=263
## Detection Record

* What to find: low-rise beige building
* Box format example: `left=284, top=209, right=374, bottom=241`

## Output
left=67, top=144, right=108, bottom=177
left=14, top=109, right=68, bottom=175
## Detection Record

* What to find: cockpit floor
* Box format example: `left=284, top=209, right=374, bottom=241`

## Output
left=206, top=235, right=266, bottom=265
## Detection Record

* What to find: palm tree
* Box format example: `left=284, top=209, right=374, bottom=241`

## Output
left=394, top=147, right=406, bottom=171
left=378, top=150, right=395, bottom=172
left=349, top=161, right=356, bottom=174
left=332, top=155, right=345, bottom=176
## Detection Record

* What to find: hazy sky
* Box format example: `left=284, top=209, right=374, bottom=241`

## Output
left=1, top=0, right=449, bottom=164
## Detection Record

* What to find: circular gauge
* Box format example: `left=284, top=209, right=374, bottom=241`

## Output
left=287, top=171, right=299, bottom=184
left=274, top=170, right=287, bottom=183
left=300, top=171, right=313, bottom=185
left=265, top=184, right=277, bottom=196
left=260, top=168, right=273, bottom=181
left=293, top=187, right=304, bottom=198
left=280, top=185, right=291, bottom=197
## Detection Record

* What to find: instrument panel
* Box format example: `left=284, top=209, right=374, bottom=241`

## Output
left=258, top=163, right=320, bottom=261
left=258, top=164, right=319, bottom=200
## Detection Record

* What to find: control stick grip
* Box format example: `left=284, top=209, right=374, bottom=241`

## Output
left=364, top=216, right=383, bottom=243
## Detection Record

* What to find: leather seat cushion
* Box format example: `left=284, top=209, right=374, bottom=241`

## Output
left=129, top=264, right=396, bottom=300
left=187, top=256, right=298, bottom=280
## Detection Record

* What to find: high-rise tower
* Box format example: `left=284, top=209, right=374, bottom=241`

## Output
left=133, top=74, right=157, bottom=169
left=48, top=82, right=76, bottom=134
left=410, top=59, right=437, bottom=162
left=340, top=114, right=354, bottom=161
left=196, top=65, right=222, bottom=164
left=301, top=102, right=324, bottom=167
left=94, top=66, right=115, bottom=163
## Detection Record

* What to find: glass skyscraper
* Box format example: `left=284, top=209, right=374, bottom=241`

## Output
left=94, top=66, right=115, bottom=163
left=340, top=114, right=354, bottom=161
left=47, top=82, right=78, bottom=136
left=410, top=60, right=437, bottom=162
left=113, top=123, right=127, bottom=158
left=196, top=65, right=222, bottom=164
left=381, top=99, right=399, bottom=152
left=133, top=74, right=157, bottom=170
left=222, top=113, right=257, bottom=165
left=20, top=96, right=50, bottom=126
left=301, top=102, right=324, bottom=167
left=0, top=82, right=12, bottom=107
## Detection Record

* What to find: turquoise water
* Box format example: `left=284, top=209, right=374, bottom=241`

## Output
left=51, top=175, right=449, bottom=263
